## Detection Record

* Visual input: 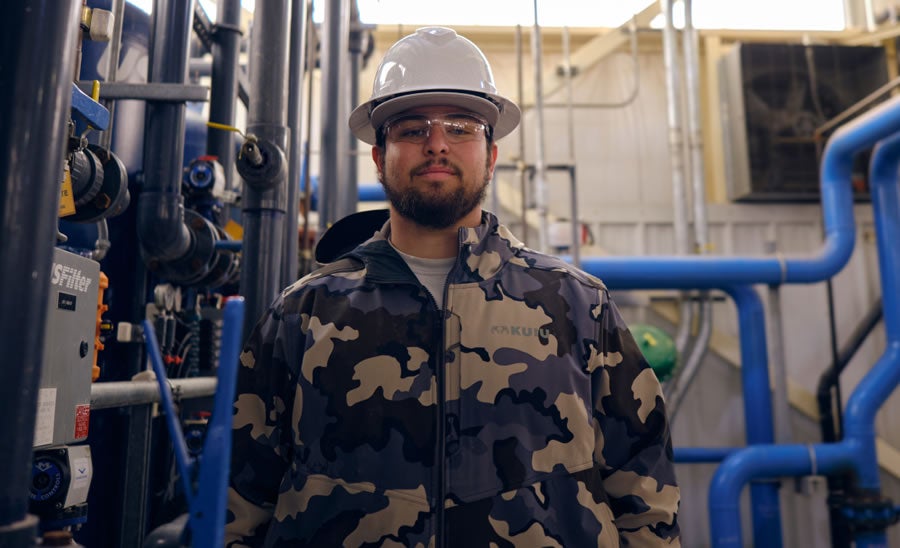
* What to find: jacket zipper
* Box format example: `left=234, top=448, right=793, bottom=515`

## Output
left=433, top=310, right=446, bottom=548
left=421, top=285, right=447, bottom=548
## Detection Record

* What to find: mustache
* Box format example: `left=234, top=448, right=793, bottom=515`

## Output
left=410, top=159, right=462, bottom=178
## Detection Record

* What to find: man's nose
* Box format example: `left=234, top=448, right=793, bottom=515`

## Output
left=423, top=123, right=449, bottom=154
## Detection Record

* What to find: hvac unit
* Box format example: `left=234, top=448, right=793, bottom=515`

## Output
left=718, top=42, right=888, bottom=202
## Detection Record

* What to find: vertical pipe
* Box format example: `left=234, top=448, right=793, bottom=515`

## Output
left=345, top=4, right=362, bottom=217
left=844, top=133, right=900, bottom=494
left=137, top=0, right=194, bottom=261
left=723, top=285, right=783, bottom=548
left=530, top=1, right=549, bottom=253
left=660, top=0, right=694, bottom=373
left=561, top=27, right=580, bottom=268
left=515, top=25, right=528, bottom=244
left=283, top=0, right=308, bottom=286
left=0, top=0, right=80, bottom=540
left=99, top=0, right=126, bottom=151
left=208, top=0, right=243, bottom=192
left=317, top=0, right=350, bottom=233
left=239, top=0, right=291, bottom=339
left=683, top=0, right=709, bottom=254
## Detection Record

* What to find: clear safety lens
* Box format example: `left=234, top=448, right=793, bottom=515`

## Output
left=384, top=115, right=487, bottom=144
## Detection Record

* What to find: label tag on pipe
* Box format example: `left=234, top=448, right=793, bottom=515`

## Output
left=59, top=168, right=76, bottom=217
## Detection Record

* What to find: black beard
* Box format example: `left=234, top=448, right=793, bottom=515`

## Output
left=380, top=163, right=490, bottom=230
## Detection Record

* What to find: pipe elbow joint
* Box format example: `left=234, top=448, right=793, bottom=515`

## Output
left=136, top=194, right=192, bottom=262
left=236, top=137, right=286, bottom=190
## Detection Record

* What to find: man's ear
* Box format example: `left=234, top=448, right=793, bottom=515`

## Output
left=371, top=146, right=384, bottom=180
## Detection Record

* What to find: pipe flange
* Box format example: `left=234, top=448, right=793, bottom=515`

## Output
left=70, top=147, right=105, bottom=208
left=147, top=210, right=218, bottom=286
left=198, top=225, right=241, bottom=289
left=235, top=137, right=286, bottom=190
left=68, top=145, right=130, bottom=223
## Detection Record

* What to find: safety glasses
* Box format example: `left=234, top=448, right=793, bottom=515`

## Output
left=383, top=114, right=489, bottom=144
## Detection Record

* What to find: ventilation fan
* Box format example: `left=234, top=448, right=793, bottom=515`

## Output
left=719, top=43, right=888, bottom=202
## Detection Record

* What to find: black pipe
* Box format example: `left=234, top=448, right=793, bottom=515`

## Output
left=0, top=0, right=80, bottom=541
left=239, top=0, right=291, bottom=340
left=345, top=4, right=362, bottom=219
left=282, top=0, right=308, bottom=287
left=817, top=299, right=884, bottom=548
left=317, top=0, right=350, bottom=233
left=208, top=0, right=242, bottom=194
left=136, top=0, right=194, bottom=262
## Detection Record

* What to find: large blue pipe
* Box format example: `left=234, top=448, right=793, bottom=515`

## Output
left=580, top=95, right=900, bottom=290
left=674, top=447, right=737, bottom=463
left=723, top=286, right=782, bottom=547
left=707, top=129, right=900, bottom=547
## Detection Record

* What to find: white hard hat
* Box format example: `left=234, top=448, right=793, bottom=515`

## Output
left=349, top=26, right=521, bottom=145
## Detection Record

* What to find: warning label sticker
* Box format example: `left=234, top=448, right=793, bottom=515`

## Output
left=33, top=388, right=56, bottom=447
left=74, top=404, right=90, bottom=440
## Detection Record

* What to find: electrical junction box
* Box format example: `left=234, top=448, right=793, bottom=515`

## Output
left=33, top=248, right=100, bottom=448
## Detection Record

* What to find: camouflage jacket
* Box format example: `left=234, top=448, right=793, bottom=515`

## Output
left=226, top=212, right=680, bottom=547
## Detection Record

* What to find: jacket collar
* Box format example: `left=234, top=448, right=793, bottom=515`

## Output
left=345, top=210, right=524, bottom=284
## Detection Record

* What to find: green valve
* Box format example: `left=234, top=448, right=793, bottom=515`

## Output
left=630, top=324, right=677, bottom=381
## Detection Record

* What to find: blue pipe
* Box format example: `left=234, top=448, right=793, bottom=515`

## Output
left=214, top=240, right=243, bottom=251
left=580, top=95, right=900, bottom=290
left=723, top=286, right=782, bottom=547
left=844, top=133, right=900, bottom=491
left=674, top=447, right=737, bottom=463
left=142, top=319, right=194, bottom=508
left=707, top=130, right=900, bottom=547
left=709, top=441, right=859, bottom=547
left=305, top=178, right=385, bottom=210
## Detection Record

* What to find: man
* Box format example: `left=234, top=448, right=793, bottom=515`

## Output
left=226, top=26, right=679, bottom=547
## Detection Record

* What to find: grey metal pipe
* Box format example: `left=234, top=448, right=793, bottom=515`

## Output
left=283, top=0, right=309, bottom=286
left=562, top=28, right=581, bottom=268
left=0, top=0, right=80, bottom=537
left=136, top=0, right=194, bottom=262
left=531, top=1, right=549, bottom=253
left=516, top=25, right=528, bottom=245
left=665, top=0, right=715, bottom=423
left=208, top=0, right=243, bottom=192
left=317, top=0, right=351, bottom=233
left=660, top=0, right=693, bottom=365
left=240, top=0, right=291, bottom=340
left=524, top=18, right=640, bottom=111
left=100, top=0, right=126, bottom=151
left=345, top=7, right=362, bottom=218
left=681, top=0, right=714, bottom=389
left=91, top=378, right=217, bottom=409
left=684, top=0, right=709, bottom=255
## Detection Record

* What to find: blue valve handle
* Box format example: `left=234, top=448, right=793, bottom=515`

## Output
left=70, top=83, right=110, bottom=135
left=142, top=297, right=245, bottom=547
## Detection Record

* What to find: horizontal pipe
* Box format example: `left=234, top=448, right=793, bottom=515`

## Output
left=91, top=378, right=217, bottom=409
left=580, top=94, right=900, bottom=289
left=674, top=447, right=738, bottom=463
left=711, top=127, right=900, bottom=548
left=710, top=441, right=860, bottom=547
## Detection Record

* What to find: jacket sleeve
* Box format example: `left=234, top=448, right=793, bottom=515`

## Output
left=591, top=292, right=681, bottom=546
left=225, top=303, right=296, bottom=547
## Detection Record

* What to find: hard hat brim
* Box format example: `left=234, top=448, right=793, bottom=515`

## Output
left=349, top=91, right=520, bottom=145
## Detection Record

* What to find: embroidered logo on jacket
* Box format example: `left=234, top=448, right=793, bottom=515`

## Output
left=490, top=325, right=551, bottom=338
